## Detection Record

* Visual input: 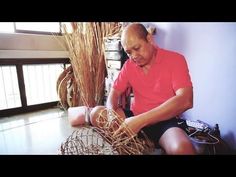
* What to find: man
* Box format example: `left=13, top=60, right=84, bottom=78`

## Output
left=68, top=23, right=196, bottom=154
left=105, top=23, right=196, bottom=154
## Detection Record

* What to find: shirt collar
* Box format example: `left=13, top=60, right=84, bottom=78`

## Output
left=131, top=44, right=160, bottom=68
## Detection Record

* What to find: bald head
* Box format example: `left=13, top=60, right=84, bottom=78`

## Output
left=120, top=23, right=156, bottom=67
left=121, top=23, right=149, bottom=42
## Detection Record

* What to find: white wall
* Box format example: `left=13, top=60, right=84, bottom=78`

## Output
left=144, top=22, right=236, bottom=150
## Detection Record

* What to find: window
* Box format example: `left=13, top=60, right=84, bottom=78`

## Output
left=15, top=22, right=61, bottom=34
left=0, top=22, right=61, bottom=35
left=23, top=64, right=64, bottom=105
left=0, top=22, right=14, bottom=33
left=61, top=22, right=73, bottom=33
left=0, top=66, right=21, bottom=110
left=0, top=59, right=70, bottom=116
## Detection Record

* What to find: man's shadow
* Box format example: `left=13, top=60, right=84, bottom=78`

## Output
left=222, top=131, right=236, bottom=154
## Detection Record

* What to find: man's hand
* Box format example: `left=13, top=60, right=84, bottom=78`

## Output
left=113, top=116, right=142, bottom=137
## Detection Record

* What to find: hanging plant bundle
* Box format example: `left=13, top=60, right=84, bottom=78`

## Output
left=60, top=22, right=122, bottom=108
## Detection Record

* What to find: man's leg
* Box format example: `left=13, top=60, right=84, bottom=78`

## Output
left=158, top=127, right=196, bottom=155
left=68, top=105, right=126, bottom=127
left=68, top=106, right=87, bottom=126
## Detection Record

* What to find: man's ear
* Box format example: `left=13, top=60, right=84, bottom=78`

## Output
left=146, top=34, right=154, bottom=44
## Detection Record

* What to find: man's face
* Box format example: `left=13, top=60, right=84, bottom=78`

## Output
left=121, top=34, right=153, bottom=67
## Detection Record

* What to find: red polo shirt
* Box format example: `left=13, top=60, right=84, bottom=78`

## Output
left=113, top=46, right=192, bottom=116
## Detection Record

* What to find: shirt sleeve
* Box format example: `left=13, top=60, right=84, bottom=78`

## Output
left=171, top=55, right=193, bottom=92
left=112, top=61, right=130, bottom=93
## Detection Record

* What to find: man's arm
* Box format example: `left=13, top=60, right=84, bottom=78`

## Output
left=118, top=87, right=193, bottom=134
left=106, top=88, right=123, bottom=111
left=139, top=87, right=193, bottom=125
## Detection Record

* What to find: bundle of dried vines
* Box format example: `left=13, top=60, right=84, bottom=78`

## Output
left=62, top=22, right=122, bottom=107
left=60, top=108, right=155, bottom=155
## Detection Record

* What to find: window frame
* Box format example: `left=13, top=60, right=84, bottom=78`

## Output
left=0, top=58, right=70, bottom=118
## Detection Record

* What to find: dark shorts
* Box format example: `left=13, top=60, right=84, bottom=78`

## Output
left=123, top=109, right=182, bottom=143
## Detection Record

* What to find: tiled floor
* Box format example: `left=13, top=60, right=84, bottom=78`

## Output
left=0, top=107, right=76, bottom=154
left=0, top=107, right=162, bottom=155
